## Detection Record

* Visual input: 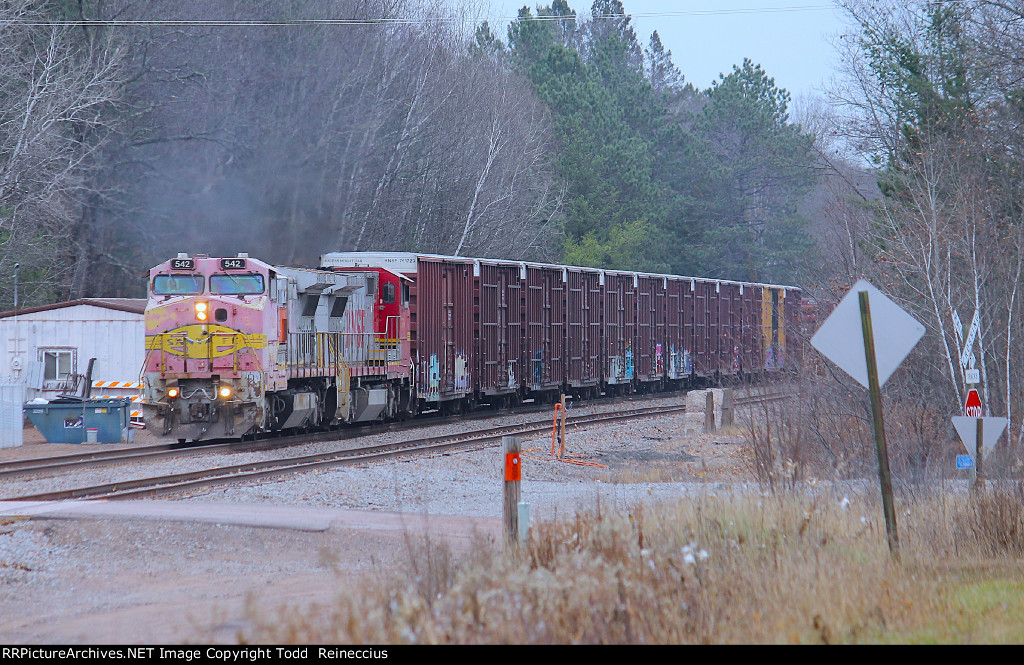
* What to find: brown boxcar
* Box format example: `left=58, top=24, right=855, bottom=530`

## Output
left=692, top=279, right=715, bottom=378
left=739, top=283, right=762, bottom=375
left=716, top=281, right=741, bottom=378
left=636, top=274, right=666, bottom=383
left=412, top=256, right=476, bottom=405
left=524, top=263, right=566, bottom=394
left=603, top=271, right=637, bottom=386
left=664, top=276, right=694, bottom=380
left=565, top=267, right=602, bottom=390
left=477, top=260, right=524, bottom=399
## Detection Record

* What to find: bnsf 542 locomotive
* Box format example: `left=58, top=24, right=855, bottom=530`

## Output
left=142, top=251, right=801, bottom=440
left=141, top=253, right=412, bottom=440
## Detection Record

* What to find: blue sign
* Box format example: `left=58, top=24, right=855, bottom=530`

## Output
left=956, top=454, right=974, bottom=469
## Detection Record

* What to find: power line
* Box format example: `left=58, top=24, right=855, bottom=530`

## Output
left=12, top=5, right=839, bottom=28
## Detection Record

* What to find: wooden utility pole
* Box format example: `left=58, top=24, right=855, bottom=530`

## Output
left=859, top=291, right=899, bottom=559
left=503, top=435, right=521, bottom=545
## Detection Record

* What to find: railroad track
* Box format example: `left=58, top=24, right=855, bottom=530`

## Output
left=1, top=388, right=790, bottom=503
left=0, top=390, right=689, bottom=480
left=3, top=404, right=688, bottom=502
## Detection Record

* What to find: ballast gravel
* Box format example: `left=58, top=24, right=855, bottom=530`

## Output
left=0, top=389, right=787, bottom=644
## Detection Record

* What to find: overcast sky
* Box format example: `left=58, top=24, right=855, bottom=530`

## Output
left=474, top=1, right=848, bottom=101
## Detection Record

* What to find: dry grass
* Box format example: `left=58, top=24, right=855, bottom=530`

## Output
left=243, top=484, right=1024, bottom=644
left=598, top=466, right=688, bottom=483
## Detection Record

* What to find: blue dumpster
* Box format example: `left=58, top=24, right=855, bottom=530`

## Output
left=24, top=398, right=132, bottom=444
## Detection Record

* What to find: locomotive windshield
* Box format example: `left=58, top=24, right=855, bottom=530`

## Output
left=153, top=274, right=204, bottom=295
left=210, top=273, right=265, bottom=295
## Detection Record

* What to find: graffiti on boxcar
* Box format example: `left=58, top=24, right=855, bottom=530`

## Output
left=454, top=352, right=469, bottom=391
left=608, top=342, right=635, bottom=383
left=765, top=344, right=785, bottom=370
left=609, top=355, right=622, bottom=381
left=667, top=345, right=693, bottom=378
left=532, top=349, right=543, bottom=388
left=507, top=362, right=515, bottom=389
left=427, top=353, right=440, bottom=400
left=656, top=343, right=664, bottom=375
left=668, top=345, right=679, bottom=377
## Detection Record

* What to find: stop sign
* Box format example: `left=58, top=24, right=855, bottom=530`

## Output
left=964, top=389, right=982, bottom=417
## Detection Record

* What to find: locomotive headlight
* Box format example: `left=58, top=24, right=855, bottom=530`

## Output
left=195, top=301, right=209, bottom=321
left=167, top=387, right=179, bottom=399
left=219, top=386, right=232, bottom=399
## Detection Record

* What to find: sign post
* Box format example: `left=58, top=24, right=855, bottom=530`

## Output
left=976, top=418, right=984, bottom=491
left=963, top=389, right=983, bottom=487
left=811, top=280, right=925, bottom=560
left=858, top=291, right=900, bottom=558
left=951, top=415, right=1006, bottom=492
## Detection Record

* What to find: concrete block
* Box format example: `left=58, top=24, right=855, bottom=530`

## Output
left=684, top=389, right=715, bottom=435
left=710, top=388, right=735, bottom=428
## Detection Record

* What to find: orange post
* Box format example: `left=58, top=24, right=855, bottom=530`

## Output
left=559, top=393, right=567, bottom=459
left=551, top=402, right=563, bottom=457
left=550, top=394, right=568, bottom=458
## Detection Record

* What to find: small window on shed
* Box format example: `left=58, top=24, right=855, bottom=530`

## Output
left=301, top=294, right=320, bottom=317
left=40, top=348, right=75, bottom=388
left=382, top=282, right=396, bottom=304
left=330, top=296, right=349, bottom=318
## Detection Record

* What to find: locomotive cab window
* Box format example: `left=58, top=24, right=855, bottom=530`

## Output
left=153, top=274, right=204, bottom=295
left=382, top=282, right=396, bottom=304
left=210, top=273, right=265, bottom=295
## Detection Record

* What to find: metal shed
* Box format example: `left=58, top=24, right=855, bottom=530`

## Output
left=0, top=298, right=147, bottom=403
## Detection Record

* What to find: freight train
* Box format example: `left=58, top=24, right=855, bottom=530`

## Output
left=141, top=251, right=801, bottom=440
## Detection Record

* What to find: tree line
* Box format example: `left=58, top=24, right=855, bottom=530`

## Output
left=799, top=0, right=1024, bottom=476
left=0, top=0, right=820, bottom=308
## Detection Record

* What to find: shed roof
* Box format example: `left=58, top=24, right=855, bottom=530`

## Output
left=0, top=298, right=147, bottom=320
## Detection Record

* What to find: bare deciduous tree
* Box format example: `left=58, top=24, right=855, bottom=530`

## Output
left=0, top=0, right=125, bottom=307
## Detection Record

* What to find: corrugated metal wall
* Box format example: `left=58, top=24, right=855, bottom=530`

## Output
left=0, top=306, right=145, bottom=399
left=0, top=379, right=24, bottom=447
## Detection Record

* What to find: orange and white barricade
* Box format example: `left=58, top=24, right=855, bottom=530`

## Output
left=92, top=381, right=146, bottom=428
